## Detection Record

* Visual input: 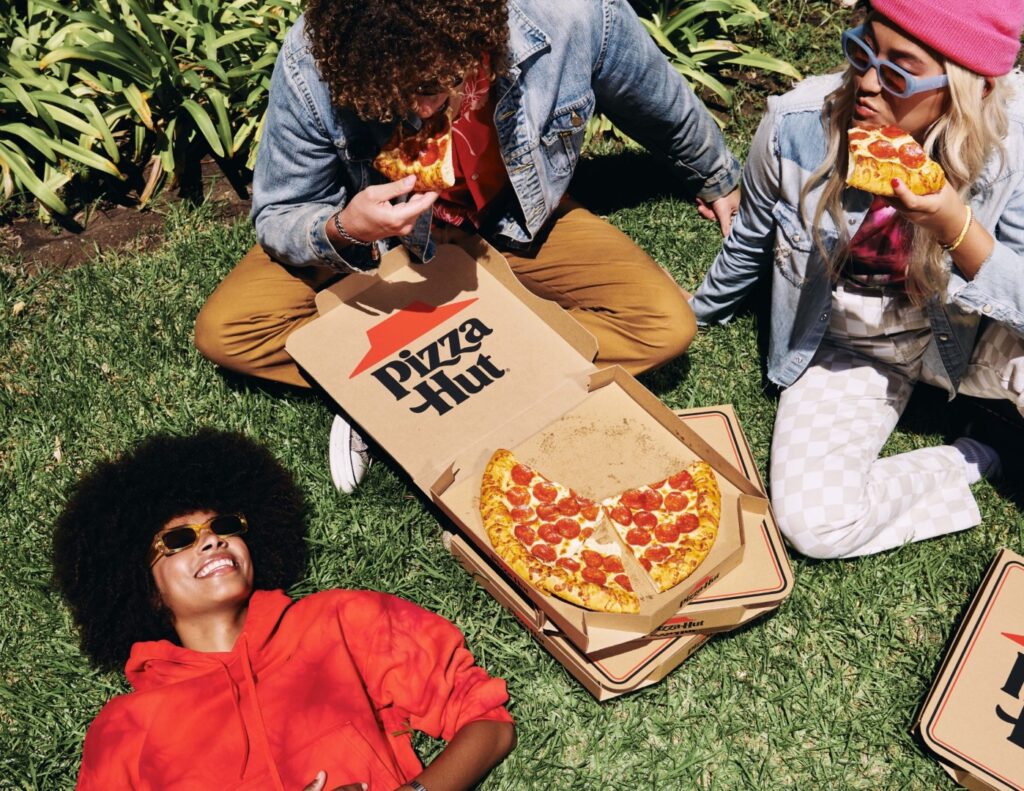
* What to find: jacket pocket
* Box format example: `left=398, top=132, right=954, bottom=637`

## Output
left=770, top=200, right=813, bottom=289
left=540, top=94, right=594, bottom=177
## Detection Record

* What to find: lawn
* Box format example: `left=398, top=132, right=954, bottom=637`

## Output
left=2, top=2, right=1023, bottom=789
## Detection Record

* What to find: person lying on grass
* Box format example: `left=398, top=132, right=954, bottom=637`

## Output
left=193, top=0, right=741, bottom=494
left=53, top=429, right=515, bottom=791
left=691, top=0, right=1024, bottom=559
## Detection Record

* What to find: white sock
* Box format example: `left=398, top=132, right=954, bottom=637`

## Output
left=951, top=437, right=1001, bottom=484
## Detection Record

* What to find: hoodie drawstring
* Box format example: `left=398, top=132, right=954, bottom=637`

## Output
left=238, top=633, right=286, bottom=791
left=220, top=661, right=251, bottom=781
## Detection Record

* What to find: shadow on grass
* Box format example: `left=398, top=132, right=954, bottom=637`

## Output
left=570, top=150, right=691, bottom=215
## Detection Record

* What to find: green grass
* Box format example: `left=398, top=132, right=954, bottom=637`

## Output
left=2, top=3, right=1023, bottom=788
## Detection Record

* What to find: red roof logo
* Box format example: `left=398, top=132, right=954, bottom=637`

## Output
left=1003, top=632, right=1024, bottom=649
left=349, top=298, right=478, bottom=378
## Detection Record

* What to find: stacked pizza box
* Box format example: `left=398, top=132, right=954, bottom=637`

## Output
left=288, top=241, right=794, bottom=701
left=915, top=548, right=1024, bottom=791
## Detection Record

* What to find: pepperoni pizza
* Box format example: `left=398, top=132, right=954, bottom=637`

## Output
left=846, top=124, right=945, bottom=197
left=373, top=113, right=456, bottom=192
left=479, top=450, right=722, bottom=613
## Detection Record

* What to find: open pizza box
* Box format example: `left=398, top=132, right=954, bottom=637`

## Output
left=286, top=239, right=764, bottom=653
left=914, top=548, right=1024, bottom=791
left=447, top=404, right=793, bottom=656
left=444, top=528, right=709, bottom=701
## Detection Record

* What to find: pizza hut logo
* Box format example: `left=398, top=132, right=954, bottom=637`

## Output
left=350, top=299, right=506, bottom=416
left=995, top=632, right=1024, bottom=749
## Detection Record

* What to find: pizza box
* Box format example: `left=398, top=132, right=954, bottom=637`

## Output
left=914, top=548, right=1024, bottom=791
left=286, top=240, right=762, bottom=652
left=444, top=529, right=710, bottom=701
left=550, top=405, right=793, bottom=644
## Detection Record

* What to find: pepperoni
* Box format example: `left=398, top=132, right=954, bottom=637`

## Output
left=580, top=527, right=594, bottom=539
left=620, top=489, right=644, bottom=509
left=581, top=567, right=607, bottom=586
left=556, top=557, right=580, bottom=573
left=633, top=510, right=657, bottom=529
left=664, top=491, right=689, bottom=512
left=514, top=524, right=536, bottom=545
left=640, top=557, right=652, bottom=571
left=555, top=518, right=581, bottom=539
left=536, top=503, right=559, bottom=521
left=581, top=504, right=600, bottom=521
left=418, top=141, right=439, bottom=166
left=644, top=545, right=671, bottom=562
left=506, top=486, right=530, bottom=506
left=610, top=506, right=632, bottom=526
left=641, top=489, right=663, bottom=510
left=626, top=527, right=652, bottom=546
left=868, top=139, right=898, bottom=160
left=511, top=464, right=534, bottom=486
left=602, top=555, right=625, bottom=573
left=510, top=506, right=535, bottom=523
left=898, top=142, right=926, bottom=169
left=649, top=479, right=667, bottom=489
left=614, top=574, right=633, bottom=592
left=848, top=130, right=870, bottom=142
left=531, top=543, right=556, bottom=562
left=655, top=522, right=681, bottom=544
left=556, top=497, right=580, bottom=516
left=669, top=471, right=694, bottom=490
left=880, top=125, right=904, bottom=139
left=538, top=523, right=563, bottom=544
left=676, top=513, right=700, bottom=533
left=581, top=549, right=604, bottom=568
left=532, top=482, right=557, bottom=503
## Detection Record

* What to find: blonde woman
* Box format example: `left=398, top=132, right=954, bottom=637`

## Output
left=691, top=0, right=1024, bottom=558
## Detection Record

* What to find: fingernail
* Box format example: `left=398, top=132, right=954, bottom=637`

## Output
left=891, top=178, right=900, bottom=189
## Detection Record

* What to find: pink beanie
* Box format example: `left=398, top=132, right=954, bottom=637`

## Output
left=871, top=0, right=1024, bottom=76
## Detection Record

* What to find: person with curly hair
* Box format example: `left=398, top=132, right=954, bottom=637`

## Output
left=53, top=430, right=515, bottom=790
left=193, top=0, right=742, bottom=493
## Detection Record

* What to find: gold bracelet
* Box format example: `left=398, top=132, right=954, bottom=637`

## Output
left=942, top=205, right=973, bottom=252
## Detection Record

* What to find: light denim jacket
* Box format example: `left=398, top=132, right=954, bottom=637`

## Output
left=691, top=72, right=1024, bottom=393
left=252, top=0, right=740, bottom=272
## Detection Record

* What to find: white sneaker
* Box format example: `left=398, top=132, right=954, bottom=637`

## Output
left=329, top=415, right=369, bottom=493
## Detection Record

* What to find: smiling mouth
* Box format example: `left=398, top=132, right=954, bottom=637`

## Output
left=196, top=557, right=236, bottom=578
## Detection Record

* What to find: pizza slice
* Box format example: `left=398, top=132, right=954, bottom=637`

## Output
left=479, top=450, right=639, bottom=614
left=373, top=113, right=455, bottom=192
left=846, top=124, right=945, bottom=196
left=602, top=461, right=721, bottom=592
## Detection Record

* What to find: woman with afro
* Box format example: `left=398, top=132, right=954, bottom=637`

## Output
left=54, top=429, right=515, bottom=790
left=193, top=0, right=742, bottom=493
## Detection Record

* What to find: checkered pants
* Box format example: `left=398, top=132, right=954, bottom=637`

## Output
left=771, top=281, right=1024, bottom=559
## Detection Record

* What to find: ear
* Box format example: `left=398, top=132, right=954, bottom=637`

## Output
left=983, top=77, right=995, bottom=98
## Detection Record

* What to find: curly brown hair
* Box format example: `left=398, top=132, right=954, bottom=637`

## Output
left=304, top=0, right=509, bottom=121
left=52, top=430, right=308, bottom=672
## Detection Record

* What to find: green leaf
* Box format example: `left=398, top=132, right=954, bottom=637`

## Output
left=49, top=138, right=124, bottom=178
left=123, top=84, right=155, bottom=131
left=0, top=139, right=68, bottom=214
left=205, top=87, right=234, bottom=156
left=0, top=122, right=57, bottom=162
left=180, top=98, right=225, bottom=156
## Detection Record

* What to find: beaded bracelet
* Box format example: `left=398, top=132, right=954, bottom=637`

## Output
left=332, top=210, right=371, bottom=247
left=942, top=206, right=973, bottom=253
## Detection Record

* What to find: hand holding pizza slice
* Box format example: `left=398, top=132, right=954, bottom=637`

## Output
left=846, top=124, right=945, bottom=196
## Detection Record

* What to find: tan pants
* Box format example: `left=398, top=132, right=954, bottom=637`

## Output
left=195, top=203, right=696, bottom=388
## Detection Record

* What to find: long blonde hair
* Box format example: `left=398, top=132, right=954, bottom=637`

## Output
left=801, top=39, right=1010, bottom=303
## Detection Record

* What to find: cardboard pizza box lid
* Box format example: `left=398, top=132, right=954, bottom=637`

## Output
left=431, top=366, right=757, bottom=653
left=289, top=241, right=596, bottom=492
left=446, top=529, right=709, bottom=701
left=915, top=548, right=1024, bottom=791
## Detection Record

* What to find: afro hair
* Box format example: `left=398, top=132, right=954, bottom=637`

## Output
left=53, top=429, right=308, bottom=672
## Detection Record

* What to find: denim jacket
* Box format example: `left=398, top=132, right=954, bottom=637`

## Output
left=691, top=72, right=1024, bottom=393
left=252, top=0, right=740, bottom=273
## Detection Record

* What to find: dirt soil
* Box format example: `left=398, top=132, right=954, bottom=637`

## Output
left=2, top=159, right=252, bottom=276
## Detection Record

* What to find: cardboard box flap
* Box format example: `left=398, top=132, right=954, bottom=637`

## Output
left=287, top=243, right=597, bottom=490
left=917, top=548, right=1024, bottom=791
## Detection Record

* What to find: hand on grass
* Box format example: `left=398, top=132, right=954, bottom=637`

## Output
left=696, top=188, right=740, bottom=237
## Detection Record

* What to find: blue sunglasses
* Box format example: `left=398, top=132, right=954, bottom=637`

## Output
left=842, top=25, right=949, bottom=98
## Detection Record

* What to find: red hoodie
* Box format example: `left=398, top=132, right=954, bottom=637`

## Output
left=76, top=589, right=512, bottom=790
